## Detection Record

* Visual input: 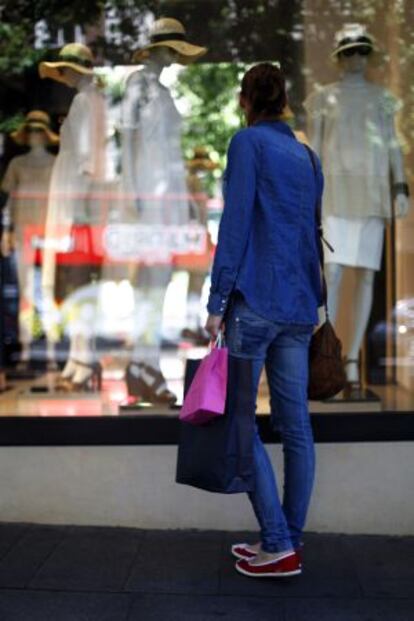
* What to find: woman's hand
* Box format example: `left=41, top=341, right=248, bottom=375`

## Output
left=205, top=314, right=224, bottom=340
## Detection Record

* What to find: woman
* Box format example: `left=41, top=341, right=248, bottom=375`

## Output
left=205, top=63, right=324, bottom=578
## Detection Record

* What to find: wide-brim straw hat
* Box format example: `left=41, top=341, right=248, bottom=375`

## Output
left=133, top=18, right=207, bottom=65
left=332, top=23, right=376, bottom=58
left=187, top=147, right=219, bottom=171
left=39, top=43, right=94, bottom=84
left=11, top=110, right=59, bottom=146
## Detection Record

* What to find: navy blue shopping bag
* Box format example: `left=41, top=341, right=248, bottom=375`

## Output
left=176, top=355, right=256, bottom=494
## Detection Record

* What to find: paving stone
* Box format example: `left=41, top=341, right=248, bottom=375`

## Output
left=0, top=522, right=412, bottom=621
left=29, top=525, right=142, bottom=592
left=125, top=530, right=223, bottom=595
left=0, top=524, right=68, bottom=587
left=0, top=523, right=31, bottom=561
left=284, top=597, right=414, bottom=620
left=127, top=593, right=285, bottom=621
left=0, top=590, right=131, bottom=621
left=342, top=534, right=414, bottom=599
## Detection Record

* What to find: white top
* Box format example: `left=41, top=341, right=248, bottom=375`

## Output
left=1, top=150, right=55, bottom=235
left=42, top=78, right=108, bottom=291
left=304, top=73, right=406, bottom=219
left=121, top=68, right=189, bottom=226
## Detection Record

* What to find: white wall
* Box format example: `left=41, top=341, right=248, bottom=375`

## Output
left=0, top=442, right=413, bottom=535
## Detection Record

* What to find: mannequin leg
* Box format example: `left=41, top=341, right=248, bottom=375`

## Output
left=186, top=272, right=205, bottom=330
left=131, top=265, right=171, bottom=369
left=131, top=286, right=166, bottom=370
left=181, top=271, right=209, bottom=345
left=126, top=265, right=176, bottom=404
left=17, top=263, right=35, bottom=366
left=32, top=265, right=56, bottom=369
left=69, top=333, right=97, bottom=386
left=345, top=268, right=375, bottom=384
left=325, top=263, right=345, bottom=325
left=60, top=295, right=96, bottom=386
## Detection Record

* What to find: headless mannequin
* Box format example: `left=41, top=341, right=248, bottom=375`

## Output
left=121, top=47, right=188, bottom=403
left=46, top=68, right=100, bottom=388
left=122, top=48, right=177, bottom=199
left=308, top=53, right=409, bottom=386
left=1, top=130, right=56, bottom=367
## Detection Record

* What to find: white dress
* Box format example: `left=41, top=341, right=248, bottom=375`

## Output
left=323, top=215, right=384, bottom=270
left=305, top=73, right=403, bottom=270
left=121, top=68, right=189, bottom=227
left=42, top=78, right=108, bottom=293
left=117, top=67, right=190, bottom=363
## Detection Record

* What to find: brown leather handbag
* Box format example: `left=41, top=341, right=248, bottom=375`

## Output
left=305, top=146, right=346, bottom=401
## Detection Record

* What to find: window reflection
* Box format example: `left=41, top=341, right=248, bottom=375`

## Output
left=0, top=1, right=413, bottom=414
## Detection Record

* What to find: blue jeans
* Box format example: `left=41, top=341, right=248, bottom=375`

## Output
left=225, top=294, right=315, bottom=553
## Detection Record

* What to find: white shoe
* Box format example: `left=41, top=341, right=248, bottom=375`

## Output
left=60, top=359, right=78, bottom=380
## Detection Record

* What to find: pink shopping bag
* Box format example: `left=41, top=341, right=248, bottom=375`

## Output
left=180, top=336, right=228, bottom=426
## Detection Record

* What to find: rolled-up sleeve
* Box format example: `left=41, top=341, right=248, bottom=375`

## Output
left=207, top=129, right=258, bottom=315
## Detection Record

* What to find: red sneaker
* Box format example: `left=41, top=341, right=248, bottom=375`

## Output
left=231, top=544, right=258, bottom=561
left=232, top=543, right=303, bottom=567
left=235, top=551, right=302, bottom=578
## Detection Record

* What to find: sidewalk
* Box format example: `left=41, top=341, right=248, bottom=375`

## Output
left=0, top=522, right=412, bottom=620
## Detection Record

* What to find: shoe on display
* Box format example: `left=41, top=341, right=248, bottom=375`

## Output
left=71, top=362, right=102, bottom=392
left=56, top=360, right=102, bottom=392
left=60, top=358, right=78, bottom=380
left=125, top=362, right=177, bottom=405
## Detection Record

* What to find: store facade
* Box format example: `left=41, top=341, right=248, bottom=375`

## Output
left=0, top=0, right=413, bottom=531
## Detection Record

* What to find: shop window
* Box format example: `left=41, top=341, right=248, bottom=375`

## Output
left=0, top=0, right=413, bottom=419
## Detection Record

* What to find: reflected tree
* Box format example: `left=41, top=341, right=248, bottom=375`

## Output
left=0, top=0, right=412, bottom=165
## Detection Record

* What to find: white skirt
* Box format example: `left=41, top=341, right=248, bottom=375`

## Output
left=323, top=215, right=385, bottom=271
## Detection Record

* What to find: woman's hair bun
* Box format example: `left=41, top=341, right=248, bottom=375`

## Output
left=241, top=63, right=287, bottom=123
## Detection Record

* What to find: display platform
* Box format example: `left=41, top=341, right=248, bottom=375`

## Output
left=310, top=389, right=382, bottom=413
left=0, top=366, right=413, bottom=445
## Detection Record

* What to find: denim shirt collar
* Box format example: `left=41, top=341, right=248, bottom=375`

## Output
left=254, top=120, right=295, bottom=138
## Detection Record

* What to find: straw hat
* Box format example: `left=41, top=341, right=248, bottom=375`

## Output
left=187, top=147, right=218, bottom=171
left=39, top=43, right=94, bottom=84
left=11, top=110, right=59, bottom=146
left=133, top=18, right=207, bottom=65
left=332, top=24, right=375, bottom=58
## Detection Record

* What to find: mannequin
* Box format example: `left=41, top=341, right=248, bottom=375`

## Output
left=305, top=24, right=410, bottom=391
left=39, top=43, right=107, bottom=391
left=121, top=18, right=207, bottom=405
left=0, top=111, right=58, bottom=367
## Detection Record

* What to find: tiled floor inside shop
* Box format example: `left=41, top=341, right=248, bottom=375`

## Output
left=0, top=522, right=412, bottom=620
left=1, top=350, right=414, bottom=418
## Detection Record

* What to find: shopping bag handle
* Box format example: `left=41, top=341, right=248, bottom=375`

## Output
left=209, top=330, right=226, bottom=350
left=216, top=330, right=225, bottom=348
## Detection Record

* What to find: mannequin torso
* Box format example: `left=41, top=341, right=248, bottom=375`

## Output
left=305, top=69, right=408, bottom=220
left=121, top=51, right=188, bottom=226
left=1, top=146, right=55, bottom=235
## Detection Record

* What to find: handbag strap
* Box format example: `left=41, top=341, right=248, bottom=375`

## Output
left=303, top=144, right=332, bottom=319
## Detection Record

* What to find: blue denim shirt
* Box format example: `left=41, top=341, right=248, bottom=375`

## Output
left=207, top=121, right=324, bottom=325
